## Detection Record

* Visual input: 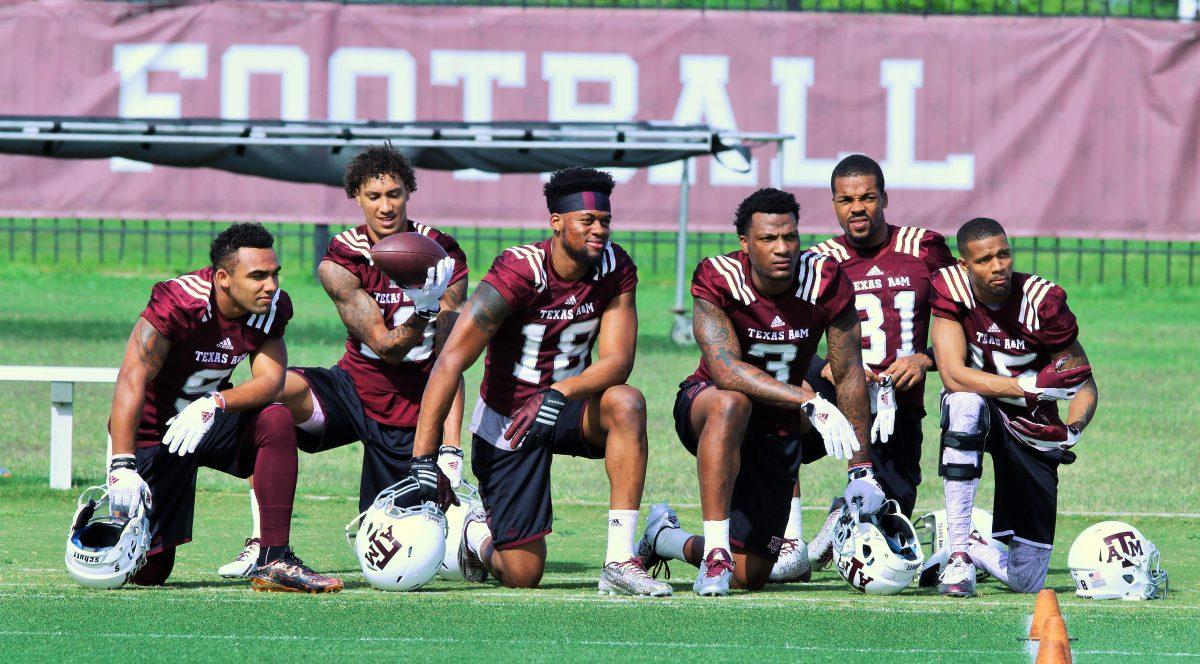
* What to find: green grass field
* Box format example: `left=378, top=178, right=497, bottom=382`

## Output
left=1, top=240, right=1198, bottom=661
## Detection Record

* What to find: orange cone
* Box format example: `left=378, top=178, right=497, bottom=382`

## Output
left=1035, top=637, right=1072, bottom=664
left=1029, top=589, right=1062, bottom=640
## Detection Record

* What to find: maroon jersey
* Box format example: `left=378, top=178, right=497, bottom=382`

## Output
left=326, top=222, right=469, bottom=428
left=478, top=239, right=637, bottom=416
left=688, top=250, right=855, bottom=436
left=811, top=225, right=956, bottom=409
left=930, top=266, right=1080, bottom=447
left=136, top=267, right=292, bottom=448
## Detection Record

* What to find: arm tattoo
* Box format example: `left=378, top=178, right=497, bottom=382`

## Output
left=134, top=318, right=169, bottom=377
left=435, top=279, right=467, bottom=354
left=693, top=298, right=814, bottom=408
left=467, top=282, right=512, bottom=336
left=825, top=308, right=871, bottom=450
left=319, top=260, right=424, bottom=363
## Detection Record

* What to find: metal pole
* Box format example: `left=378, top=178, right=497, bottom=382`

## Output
left=49, top=381, right=73, bottom=490
left=313, top=223, right=330, bottom=276
left=671, top=159, right=695, bottom=345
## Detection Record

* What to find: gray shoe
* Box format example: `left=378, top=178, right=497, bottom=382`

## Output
left=807, top=498, right=845, bottom=570
left=693, top=548, right=734, bottom=596
left=218, top=538, right=260, bottom=578
left=938, top=551, right=977, bottom=597
left=458, top=502, right=489, bottom=584
left=769, top=537, right=811, bottom=583
left=637, top=502, right=680, bottom=579
left=598, top=557, right=673, bottom=597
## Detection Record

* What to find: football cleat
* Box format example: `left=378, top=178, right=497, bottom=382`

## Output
left=250, top=550, right=343, bottom=593
left=937, top=551, right=977, bottom=597
left=637, top=502, right=681, bottom=579
left=598, top=557, right=673, bottom=597
left=769, top=537, right=812, bottom=583
left=807, top=497, right=845, bottom=570
left=458, top=502, right=490, bottom=584
left=693, top=548, right=734, bottom=597
left=218, top=538, right=261, bottom=579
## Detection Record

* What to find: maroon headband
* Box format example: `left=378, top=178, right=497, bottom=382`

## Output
left=549, top=191, right=611, bottom=214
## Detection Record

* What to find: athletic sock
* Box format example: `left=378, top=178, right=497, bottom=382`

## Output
left=465, top=520, right=491, bottom=556
left=655, top=525, right=694, bottom=562
left=249, top=488, right=261, bottom=540
left=702, top=519, right=731, bottom=558
left=784, top=497, right=804, bottom=540
left=943, top=475, right=979, bottom=553
left=248, top=406, right=298, bottom=548
left=605, top=510, right=639, bottom=564
left=967, top=540, right=1009, bottom=584
left=257, top=545, right=291, bottom=566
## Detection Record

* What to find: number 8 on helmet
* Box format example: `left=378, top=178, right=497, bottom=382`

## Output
left=1068, top=521, right=1167, bottom=600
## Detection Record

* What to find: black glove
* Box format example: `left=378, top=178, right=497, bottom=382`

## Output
left=503, top=388, right=567, bottom=449
left=410, top=454, right=459, bottom=511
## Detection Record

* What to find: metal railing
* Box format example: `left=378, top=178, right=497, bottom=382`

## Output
left=1, top=217, right=1194, bottom=287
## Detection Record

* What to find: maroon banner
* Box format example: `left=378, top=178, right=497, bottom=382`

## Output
left=0, top=0, right=1197, bottom=239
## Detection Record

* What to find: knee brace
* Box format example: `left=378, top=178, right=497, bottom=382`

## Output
left=938, top=393, right=989, bottom=481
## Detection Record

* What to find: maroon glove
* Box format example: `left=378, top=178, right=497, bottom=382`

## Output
left=503, top=388, right=567, bottom=450
left=1010, top=417, right=1081, bottom=451
left=1018, top=356, right=1092, bottom=403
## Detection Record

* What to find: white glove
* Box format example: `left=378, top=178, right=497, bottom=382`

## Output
left=107, top=456, right=151, bottom=517
left=870, top=376, right=897, bottom=444
left=403, top=257, right=455, bottom=313
left=802, top=395, right=859, bottom=461
left=843, top=467, right=886, bottom=515
left=437, top=445, right=464, bottom=489
left=164, top=394, right=221, bottom=456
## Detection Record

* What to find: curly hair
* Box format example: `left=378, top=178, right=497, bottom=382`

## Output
left=956, top=217, right=1007, bottom=255
left=543, top=167, right=615, bottom=212
left=830, top=154, right=885, bottom=194
left=210, top=222, right=274, bottom=270
left=733, top=188, right=800, bottom=235
left=343, top=142, right=418, bottom=199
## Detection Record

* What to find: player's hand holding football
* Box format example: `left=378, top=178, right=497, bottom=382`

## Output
left=843, top=465, right=886, bottom=515
left=801, top=394, right=859, bottom=460
left=437, top=445, right=464, bottom=489
left=410, top=454, right=459, bottom=510
left=870, top=375, right=896, bottom=444
left=1017, top=357, right=1092, bottom=402
left=402, top=257, right=455, bottom=315
left=106, top=455, right=150, bottom=517
left=882, top=352, right=932, bottom=391
left=163, top=393, right=222, bottom=456
left=1010, top=417, right=1082, bottom=451
left=503, top=388, right=567, bottom=450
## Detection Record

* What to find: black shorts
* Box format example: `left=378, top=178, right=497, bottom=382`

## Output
left=805, top=357, right=924, bottom=517
left=289, top=366, right=415, bottom=512
left=471, top=397, right=595, bottom=550
left=136, top=405, right=283, bottom=555
left=980, top=399, right=1072, bottom=550
left=673, top=380, right=822, bottom=557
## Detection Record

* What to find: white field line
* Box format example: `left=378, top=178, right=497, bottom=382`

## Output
left=0, top=629, right=1197, bottom=658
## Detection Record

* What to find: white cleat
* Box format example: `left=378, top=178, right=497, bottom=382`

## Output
left=769, top=538, right=812, bottom=583
left=938, top=551, right=978, bottom=597
left=637, top=502, right=681, bottom=579
left=807, top=498, right=845, bottom=571
left=459, top=502, right=490, bottom=583
left=218, top=538, right=260, bottom=578
left=598, top=557, right=673, bottom=597
left=693, top=548, right=734, bottom=597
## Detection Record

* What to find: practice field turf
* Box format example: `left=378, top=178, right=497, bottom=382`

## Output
left=1, top=250, right=1198, bottom=661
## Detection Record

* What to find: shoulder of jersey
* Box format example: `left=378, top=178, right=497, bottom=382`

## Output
left=1017, top=273, right=1062, bottom=333
left=932, top=264, right=976, bottom=310
left=593, top=241, right=631, bottom=282
left=162, top=271, right=214, bottom=323
left=246, top=289, right=287, bottom=335
left=330, top=226, right=374, bottom=265
left=497, top=242, right=550, bottom=293
left=411, top=221, right=455, bottom=248
left=810, top=237, right=850, bottom=262
left=891, top=225, right=943, bottom=258
left=795, top=250, right=838, bottom=305
left=702, top=252, right=756, bottom=304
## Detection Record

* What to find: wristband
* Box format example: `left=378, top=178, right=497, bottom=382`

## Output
left=109, top=454, right=137, bottom=472
left=848, top=463, right=874, bottom=481
left=209, top=392, right=227, bottom=410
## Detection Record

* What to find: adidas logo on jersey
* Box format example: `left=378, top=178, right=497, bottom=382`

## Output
left=866, top=265, right=885, bottom=277
left=770, top=315, right=785, bottom=328
left=216, top=337, right=234, bottom=350
left=987, top=323, right=1002, bottom=334
left=565, top=294, right=578, bottom=306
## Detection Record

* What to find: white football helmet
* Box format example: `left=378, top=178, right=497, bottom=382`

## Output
left=831, top=499, right=925, bottom=595
left=914, top=508, right=1007, bottom=586
left=65, top=486, right=151, bottom=590
left=437, top=482, right=482, bottom=581
left=1068, top=521, right=1167, bottom=600
left=345, top=478, right=447, bottom=592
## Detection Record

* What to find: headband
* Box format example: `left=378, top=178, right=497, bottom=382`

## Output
left=549, top=191, right=611, bottom=214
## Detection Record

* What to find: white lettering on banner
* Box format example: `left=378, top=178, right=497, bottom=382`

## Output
left=328, top=48, right=417, bottom=122
left=431, top=50, right=525, bottom=182
left=220, top=45, right=310, bottom=121
left=111, top=43, right=208, bottom=173
left=771, top=57, right=974, bottom=190
left=543, top=52, right=638, bottom=183
left=649, top=55, right=756, bottom=186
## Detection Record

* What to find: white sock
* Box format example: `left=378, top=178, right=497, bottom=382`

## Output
left=784, top=497, right=804, bottom=540
left=465, top=520, right=491, bottom=555
left=943, top=475, right=979, bottom=553
left=605, top=510, right=639, bottom=564
left=656, top=525, right=694, bottom=561
left=702, top=519, right=731, bottom=558
left=249, top=488, right=261, bottom=540
left=968, top=541, right=1009, bottom=584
